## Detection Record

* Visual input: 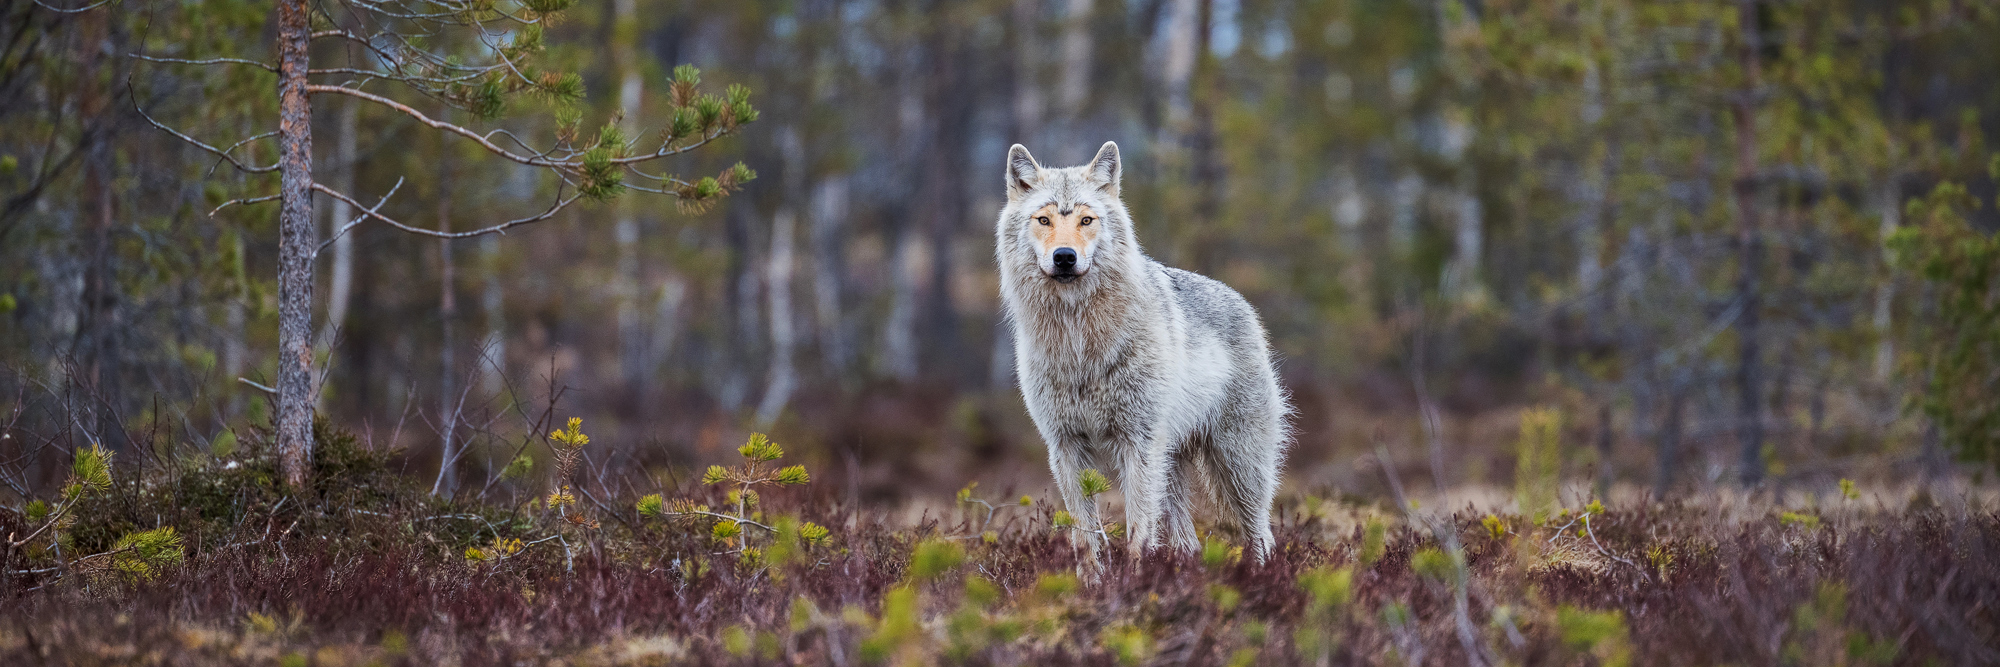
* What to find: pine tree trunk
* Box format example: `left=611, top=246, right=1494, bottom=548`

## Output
left=275, top=0, right=317, bottom=488
left=1731, top=0, right=1765, bottom=487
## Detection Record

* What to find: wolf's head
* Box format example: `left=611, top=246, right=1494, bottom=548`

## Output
left=996, top=142, right=1133, bottom=287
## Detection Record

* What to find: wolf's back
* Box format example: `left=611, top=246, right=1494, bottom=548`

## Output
left=1157, top=264, right=1267, bottom=357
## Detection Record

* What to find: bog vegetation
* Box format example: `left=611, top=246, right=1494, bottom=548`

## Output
left=2, top=412, right=1993, bottom=665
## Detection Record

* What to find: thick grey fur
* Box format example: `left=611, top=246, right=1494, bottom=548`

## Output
left=995, top=141, right=1292, bottom=559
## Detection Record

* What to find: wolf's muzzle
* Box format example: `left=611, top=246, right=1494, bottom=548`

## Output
left=1050, top=247, right=1083, bottom=282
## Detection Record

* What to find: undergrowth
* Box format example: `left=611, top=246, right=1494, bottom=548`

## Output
left=1, top=420, right=1995, bottom=666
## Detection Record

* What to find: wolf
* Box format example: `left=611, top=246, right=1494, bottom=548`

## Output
left=996, top=141, right=1290, bottom=559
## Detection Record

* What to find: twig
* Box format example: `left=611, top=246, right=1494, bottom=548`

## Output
left=314, top=177, right=404, bottom=255
left=313, top=181, right=580, bottom=240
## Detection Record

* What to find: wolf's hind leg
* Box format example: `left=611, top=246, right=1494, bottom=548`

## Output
left=1203, top=411, right=1282, bottom=559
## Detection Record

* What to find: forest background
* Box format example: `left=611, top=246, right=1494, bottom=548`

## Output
left=4, top=0, right=1999, bottom=507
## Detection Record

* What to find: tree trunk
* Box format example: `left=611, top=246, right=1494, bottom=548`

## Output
left=317, top=97, right=358, bottom=410
left=1731, top=0, right=1766, bottom=487
left=755, top=126, right=805, bottom=427
left=1054, top=0, right=1093, bottom=162
left=810, top=176, right=852, bottom=376
left=480, top=234, right=506, bottom=396
left=275, top=0, right=317, bottom=488
left=756, top=208, right=798, bottom=427
left=75, top=7, right=122, bottom=446
left=922, top=36, right=971, bottom=379
left=1653, top=389, right=1685, bottom=500
left=1872, top=178, right=1898, bottom=383
left=433, top=150, right=458, bottom=497
left=613, top=0, right=648, bottom=399
left=880, top=212, right=919, bottom=382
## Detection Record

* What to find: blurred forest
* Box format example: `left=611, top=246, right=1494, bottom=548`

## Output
left=3, top=0, right=1998, bottom=504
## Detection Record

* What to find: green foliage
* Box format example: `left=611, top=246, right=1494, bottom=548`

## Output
left=25, top=499, right=49, bottom=523
left=1515, top=407, right=1563, bottom=523
left=110, top=526, right=185, bottom=580
left=1294, top=565, right=1354, bottom=658
left=635, top=493, right=665, bottom=518
left=65, top=443, right=113, bottom=501
left=772, top=464, right=809, bottom=486
left=1298, top=565, right=1354, bottom=613
left=1779, top=511, right=1822, bottom=529
left=799, top=522, right=830, bottom=546
left=1410, top=546, right=1461, bottom=585
left=1359, top=517, right=1388, bottom=566
left=501, top=453, right=533, bottom=480
left=738, top=432, right=782, bottom=462
left=908, top=539, right=963, bottom=582
left=1100, top=624, right=1152, bottom=666
left=1557, top=606, right=1633, bottom=667
left=1840, top=478, right=1860, bottom=501
left=208, top=429, right=237, bottom=458
left=1201, top=535, right=1238, bottom=569
left=1077, top=468, right=1112, bottom=497
left=1891, top=179, right=2000, bottom=472
left=700, top=465, right=729, bottom=485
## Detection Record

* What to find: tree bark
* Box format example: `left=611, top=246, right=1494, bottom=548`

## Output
left=1731, top=0, right=1766, bottom=487
left=275, top=0, right=317, bottom=488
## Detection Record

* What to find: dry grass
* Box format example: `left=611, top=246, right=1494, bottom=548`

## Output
left=1, top=423, right=1995, bottom=666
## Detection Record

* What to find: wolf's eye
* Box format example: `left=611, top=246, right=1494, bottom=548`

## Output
left=1080, top=216, right=1094, bottom=226
left=1037, top=216, right=1051, bottom=226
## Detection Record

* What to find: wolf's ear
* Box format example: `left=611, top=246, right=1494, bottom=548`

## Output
left=1006, top=144, right=1041, bottom=201
left=1087, top=141, right=1121, bottom=197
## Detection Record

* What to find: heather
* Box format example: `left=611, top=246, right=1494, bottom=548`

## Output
left=4, top=420, right=1993, bottom=665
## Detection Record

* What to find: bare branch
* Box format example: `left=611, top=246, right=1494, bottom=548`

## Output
left=307, top=84, right=551, bottom=166
left=315, top=177, right=404, bottom=256
left=31, top=0, right=114, bottom=14
left=309, top=83, right=731, bottom=169
left=130, top=84, right=278, bottom=174
left=129, top=53, right=276, bottom=72
left=313, top=181, right=581, bottom=240
left=208, top=193, right=281, bottom=216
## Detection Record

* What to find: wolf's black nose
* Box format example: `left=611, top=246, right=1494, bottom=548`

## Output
left=1053, top=248, right=1077, bottom=270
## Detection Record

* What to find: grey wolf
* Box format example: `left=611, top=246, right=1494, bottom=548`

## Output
left=995, top=141, right=1290, bottom=559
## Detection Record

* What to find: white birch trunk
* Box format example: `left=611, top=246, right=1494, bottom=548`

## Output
left=811, top=175, right=852, bottom=374
left=316, top=98, right=357, bottom=409
left=755, top=208, right=798, bottom=427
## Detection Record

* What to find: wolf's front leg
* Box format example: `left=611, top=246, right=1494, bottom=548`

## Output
left=1114, top=432, right=1169, bottom=556
left=1046, top=442, right=1104, bottom=564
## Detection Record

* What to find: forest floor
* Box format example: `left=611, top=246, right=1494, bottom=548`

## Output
left=2, top=421, right=1996, bottom=666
